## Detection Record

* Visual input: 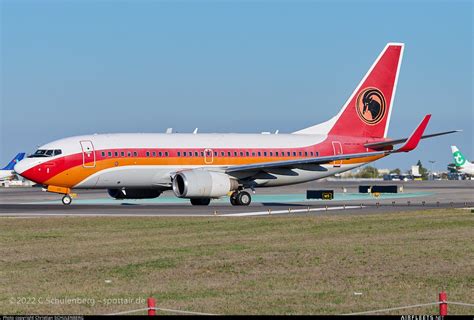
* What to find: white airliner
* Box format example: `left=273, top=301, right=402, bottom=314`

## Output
left=451, top=146, right=474, bottom=176
left=14, top=43, right=458, bottom=205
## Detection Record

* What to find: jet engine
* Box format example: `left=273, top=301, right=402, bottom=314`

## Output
left=107, top=188, right=162, bottom=199
left=172, top=170, right=238, bottom=198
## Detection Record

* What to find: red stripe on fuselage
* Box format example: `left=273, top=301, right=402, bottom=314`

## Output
left=21, top=136, right=378, bottom=187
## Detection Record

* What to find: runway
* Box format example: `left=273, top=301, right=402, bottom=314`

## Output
left=0, top=180, right=472, bottom=217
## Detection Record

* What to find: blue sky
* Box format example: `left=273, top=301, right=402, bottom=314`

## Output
left=1, top=0, right=472, bottom=171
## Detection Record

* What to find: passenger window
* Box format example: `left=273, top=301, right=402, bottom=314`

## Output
left=252, top=152, right=255, bottom=156
left=258, top=152, right=261, bottom=156
left=240, top=151, right=243, bottom=156
left=246, top=152, right=249, bottom=157
left=264, top=151, right=267, bottom=156
left=299, top=152, right=302, bottom=156
left=128, top=152, right=131, bottom=157
left=177, top=152, right=181, bottom=157
left=214, top=152, right=218, bottom=157
left=305, top=152, right=308, bottom=156
left=234, top=151, right=237, bottom=156
left=146, top=151, right=150, bottom=157
left=270, top=152, right=273, bottom=156
left=310, top=152, right=314, bottom=156
left=108, top=152, right=112, bottom=157
left=165, top=152, right=169, bottom=157
left=133, top=151, right=138, bottom=157
left=101, top=152, right=105, bottom=157
left=158, top=152, right=162, bottom=157
left=275, top=152, right=279, bottom=156
left=293, top=152, right=296, bottom=156
left=195, top=152, right=199, bottom=157
left=152, top=152, right=156, bottom=157
left=184, top=152, right=187, bottom=157
left=200, top=151, right=204, bottom=157
left=221, top=152, right=225, bottom=156
left=316, top=151, right=319, bottom=157
left=115, top=152, right=118, bottom=157
left=227, top=152, right=231, bottom=157
left=121, top=151, right=125, bottom=157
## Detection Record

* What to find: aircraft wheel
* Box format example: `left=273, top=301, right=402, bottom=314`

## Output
left=190, top=198, right=211, bottom=206
left=237, top=191, right=251, bottom=206
left=62, top=195, right=72, bottom=205
left=230, top=192, right=239, bottom=206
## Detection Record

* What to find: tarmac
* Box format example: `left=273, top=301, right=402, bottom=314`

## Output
left=0, top=180, right=472, bottom=217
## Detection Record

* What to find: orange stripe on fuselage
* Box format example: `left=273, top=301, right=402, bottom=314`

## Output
left=44, top=154, right=386, bottom=188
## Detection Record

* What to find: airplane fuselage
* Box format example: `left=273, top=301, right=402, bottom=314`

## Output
left=14, top=132, right=385, bottom=190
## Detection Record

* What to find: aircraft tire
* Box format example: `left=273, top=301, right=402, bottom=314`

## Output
left=237, top=191, right=251, bottom=206
left=230, top=192, right=239, bottom=206
left=62, top=195, right=72, bottom=205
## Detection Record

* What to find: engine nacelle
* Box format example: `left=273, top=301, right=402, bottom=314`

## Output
left=107, top=188, right=162, bottom=199
left=172, top=170, right=238, bottom=198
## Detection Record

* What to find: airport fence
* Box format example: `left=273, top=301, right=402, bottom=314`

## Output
left=106, top=292, right=474, bottom=315
left=106, top=297, right=217, bottom=316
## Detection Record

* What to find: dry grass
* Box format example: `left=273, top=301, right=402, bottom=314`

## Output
left=0, top=209, right=473, bottom=315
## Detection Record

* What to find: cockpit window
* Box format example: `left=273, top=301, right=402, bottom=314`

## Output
left=35, top=150, right=47, bottom=155
left=28, top=149, right=62, bottom=158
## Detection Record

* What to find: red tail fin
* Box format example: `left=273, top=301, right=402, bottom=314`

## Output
left=295, top=43, right=404, bottom=138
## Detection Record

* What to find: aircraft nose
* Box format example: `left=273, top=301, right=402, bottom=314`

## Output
left=14, top=158, right=40, bottom=179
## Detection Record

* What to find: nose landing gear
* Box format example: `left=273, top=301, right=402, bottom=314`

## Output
left=44, top=185, right=75, bottom=205
left=230, top=190, right=251, bottom=206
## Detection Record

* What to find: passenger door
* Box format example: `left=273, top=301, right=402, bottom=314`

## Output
left=80, top=140, right=96, bottom=168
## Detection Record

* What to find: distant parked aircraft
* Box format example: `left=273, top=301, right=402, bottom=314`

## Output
left=15, top=43, right=458, bottom=205
left=0, top=153, right=26, bottom=181
left=451, top=146, right=474, bottom=176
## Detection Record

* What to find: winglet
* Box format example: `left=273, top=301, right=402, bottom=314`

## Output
left=395, top=114, right=431, bottom=152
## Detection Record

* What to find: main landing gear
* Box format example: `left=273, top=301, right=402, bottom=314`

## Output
left=230, top=191, right=251, bottom=206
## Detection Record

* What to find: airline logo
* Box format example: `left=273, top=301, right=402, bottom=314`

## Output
left=453, top=150, right=466, bottom=166
left=355, top=87, right=386, bottom=125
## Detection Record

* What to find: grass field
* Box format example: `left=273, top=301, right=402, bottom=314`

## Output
left=0, top=209, right=473, bottom=315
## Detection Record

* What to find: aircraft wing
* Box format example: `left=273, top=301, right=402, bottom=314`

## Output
left=224, top=151, right=387, bottom=174
left=225, top=115, right=433, bottom=176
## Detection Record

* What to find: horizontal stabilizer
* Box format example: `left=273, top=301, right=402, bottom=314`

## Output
left=365, top=131, right=461, bottom=150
